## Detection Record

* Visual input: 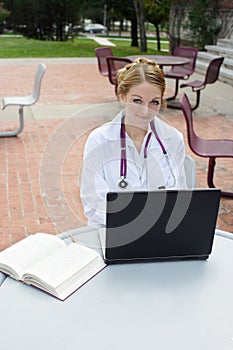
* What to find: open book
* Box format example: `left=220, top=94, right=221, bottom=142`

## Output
left=0, top=233, right=106, bottom=301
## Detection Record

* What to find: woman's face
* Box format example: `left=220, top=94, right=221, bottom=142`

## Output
left=120, top=82, right=162, bottom=130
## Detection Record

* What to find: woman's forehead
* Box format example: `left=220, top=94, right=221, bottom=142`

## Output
left=127, top=82, right=162, bottom=98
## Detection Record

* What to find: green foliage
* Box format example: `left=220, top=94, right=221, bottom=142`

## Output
left=144, top=0, right=171, bottom=51
left=3, top=0, right=83, bottom=41
left=0, top=2, right=9, bottom=34
left=106, top=0, right=139, bottom=47
left=144, top=0, right=171, bottom=24
left=2, top=0, right=170, bottom=51
left=184, top=0, right=220, bottom=49
left=81, top=0, right=106, bottom=24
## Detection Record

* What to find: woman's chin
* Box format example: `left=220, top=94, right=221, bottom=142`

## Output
left=136, top=116, right=153, bottom=126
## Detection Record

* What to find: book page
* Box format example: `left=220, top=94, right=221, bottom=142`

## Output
left=0, top=233, right=66, bottom=279
left=22, top=243, right=106, bottom=299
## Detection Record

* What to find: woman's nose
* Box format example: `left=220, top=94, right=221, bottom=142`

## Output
left=141, top=104, right=151, bottom=116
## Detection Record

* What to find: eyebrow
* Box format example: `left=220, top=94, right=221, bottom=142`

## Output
left=131, top=94, right=161, bottom=100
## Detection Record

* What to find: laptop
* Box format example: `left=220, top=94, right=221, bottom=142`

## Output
left=99, top=188, right=221, bottom=264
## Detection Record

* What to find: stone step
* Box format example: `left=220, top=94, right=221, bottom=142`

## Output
left=197, top=51, right=233, bottom=70
left=204, top=45, right=233, bottom=59
left=198, top=41, right=233, bottom=86
left=217, top=38, right=233, bottom=49
left=196, top=57, right=233, bottom=85
left=197, top=51, right=219, bottom=63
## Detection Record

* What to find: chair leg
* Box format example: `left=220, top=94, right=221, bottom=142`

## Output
left=190, top=90, right=201, bottom=111
left=167, top=89, right=202, bottom=111
left=0, top=106, right=24, bottom=138
left=207, top=157, right=216, bottom=188
left=207, top=157, right=233, bottom=198
left=166, top=79, right=179, bottom=101
left=114, top=84, right=118, bottom=96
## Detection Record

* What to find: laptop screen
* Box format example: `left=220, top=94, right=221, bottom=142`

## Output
left=101, top=189, right=221, bottom=263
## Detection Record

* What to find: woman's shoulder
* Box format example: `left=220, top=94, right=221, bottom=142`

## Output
left=153, top=115, right=183, bottom=141
left=86, top=112, right=122, bottom=143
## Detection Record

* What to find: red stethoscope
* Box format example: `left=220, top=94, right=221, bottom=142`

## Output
left=119, top=117, right=176, bottom=189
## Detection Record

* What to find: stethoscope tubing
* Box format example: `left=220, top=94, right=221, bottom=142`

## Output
left=119, top=116, right=176, bottom=189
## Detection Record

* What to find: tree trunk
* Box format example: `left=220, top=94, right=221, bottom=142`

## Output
left=155, top=24, right=161, bottom=51
left=133, top=0, right=147, bottom=52
left=131, top=18, right=138, bottom=47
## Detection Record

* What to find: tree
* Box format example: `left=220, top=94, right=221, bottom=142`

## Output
left=0, top=2, right=9, bottom=34
left=3, top=0, right=83, bottom=41
left=133, top=0, right=147, bottom=52
left=144, top=0, right=171, bottom=51
left=169, top=0, right=187, bottom=52
left=170, top=0, right=221, bottom=50
left=81, top=0, right=106, bottom=25
left=184, top=0, right=220, bottom=49
left=106, top=0, right=139, bottom=47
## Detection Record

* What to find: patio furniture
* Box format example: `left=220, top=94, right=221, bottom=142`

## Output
left=95, top=47, right=113, bottom=77
left=0, top=63, right=46, bottom=137
left=164, top=47, right=198, bottom=101
left=180, top=56, right=224, bottom=111
left=179, top=93, right=233, bottom=197
left=127, top=55, right=191, bottom=69
left=106, top=56, right=132, bottom=95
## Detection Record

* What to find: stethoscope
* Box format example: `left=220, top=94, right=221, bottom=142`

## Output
left=119, top=117, right=176, bottom=189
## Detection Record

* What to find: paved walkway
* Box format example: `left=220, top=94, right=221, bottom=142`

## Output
left=86, top=35, right=116, bottom=46
left=0, top=58, right=232, bottom=250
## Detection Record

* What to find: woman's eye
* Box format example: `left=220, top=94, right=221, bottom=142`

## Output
left=133, top=98, right=142, bottom=104
left=151, top=100, right=160, bottom=106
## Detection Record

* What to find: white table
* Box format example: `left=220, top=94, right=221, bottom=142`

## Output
left=0, top=230, right=233, bottom=350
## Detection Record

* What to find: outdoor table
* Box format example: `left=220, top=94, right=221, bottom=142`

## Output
left=0, top=229, right=233, bottom=350
left=127, top=54, right=191, bottom=69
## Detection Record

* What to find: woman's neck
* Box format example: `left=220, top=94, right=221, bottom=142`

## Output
left=125, top=123, right=147, bottom=153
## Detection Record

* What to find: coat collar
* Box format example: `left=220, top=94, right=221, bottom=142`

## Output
left=101, top=110, right=176, bottom=144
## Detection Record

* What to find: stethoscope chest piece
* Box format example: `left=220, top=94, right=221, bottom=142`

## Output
left=119, top=176, right=128, bottom=189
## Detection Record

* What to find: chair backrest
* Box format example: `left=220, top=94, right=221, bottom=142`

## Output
left=32, top=63, right=46, bottom=102
left=179, top=93, right=202, bottom=154
left=95, top=47, right=113, bottom=77
left=203, top=57, right=224, bottom=86
left=184, top=154, right=196, bottom=188
left=172, top=46, right=198, bottom=77
left=106, top=56, right=132, bottom=86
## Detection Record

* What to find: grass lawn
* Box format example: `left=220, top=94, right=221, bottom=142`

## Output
left=110, top=39, right=169, bottom=54
left=0, top=36, right=169, bottom=58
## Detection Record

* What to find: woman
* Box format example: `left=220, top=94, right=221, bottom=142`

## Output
left=80, top=57, right=187, bottom=227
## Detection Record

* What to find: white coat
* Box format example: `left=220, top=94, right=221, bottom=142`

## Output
left=80, top=111, right=187, bottom=227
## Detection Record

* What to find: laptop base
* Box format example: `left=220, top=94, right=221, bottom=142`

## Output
left=103, top=255, right=209, bottom=265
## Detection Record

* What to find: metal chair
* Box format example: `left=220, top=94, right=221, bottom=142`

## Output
left=0, top=63, right=46, bottom=137
left=180, top=56, right=224, bottom=111
left=179, top=93, right=233, bottom=198
left=165, top=46, right=198, bottom=101
left=106, top=56, right=132, bottom=95
left=95, top=47, right=113, bottom=77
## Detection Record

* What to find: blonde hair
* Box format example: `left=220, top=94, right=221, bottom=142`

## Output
left=117, top=57, right=166, bottom=108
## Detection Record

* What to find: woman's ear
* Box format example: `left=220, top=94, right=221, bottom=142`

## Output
left=161, top=98, right=166, bottom=110
left=118, top=93, right=126, bottom=108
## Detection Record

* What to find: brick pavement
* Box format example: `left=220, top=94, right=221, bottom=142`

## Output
left=0, top=59, right=232, bottom=250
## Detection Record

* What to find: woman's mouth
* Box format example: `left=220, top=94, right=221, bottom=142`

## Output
left=137, top=115, right=151, bottom=121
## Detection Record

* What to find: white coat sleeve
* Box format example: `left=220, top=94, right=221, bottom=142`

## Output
left=172, top=132, right=188, bottom=188
left=80, top=131, right=110, bottom=227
